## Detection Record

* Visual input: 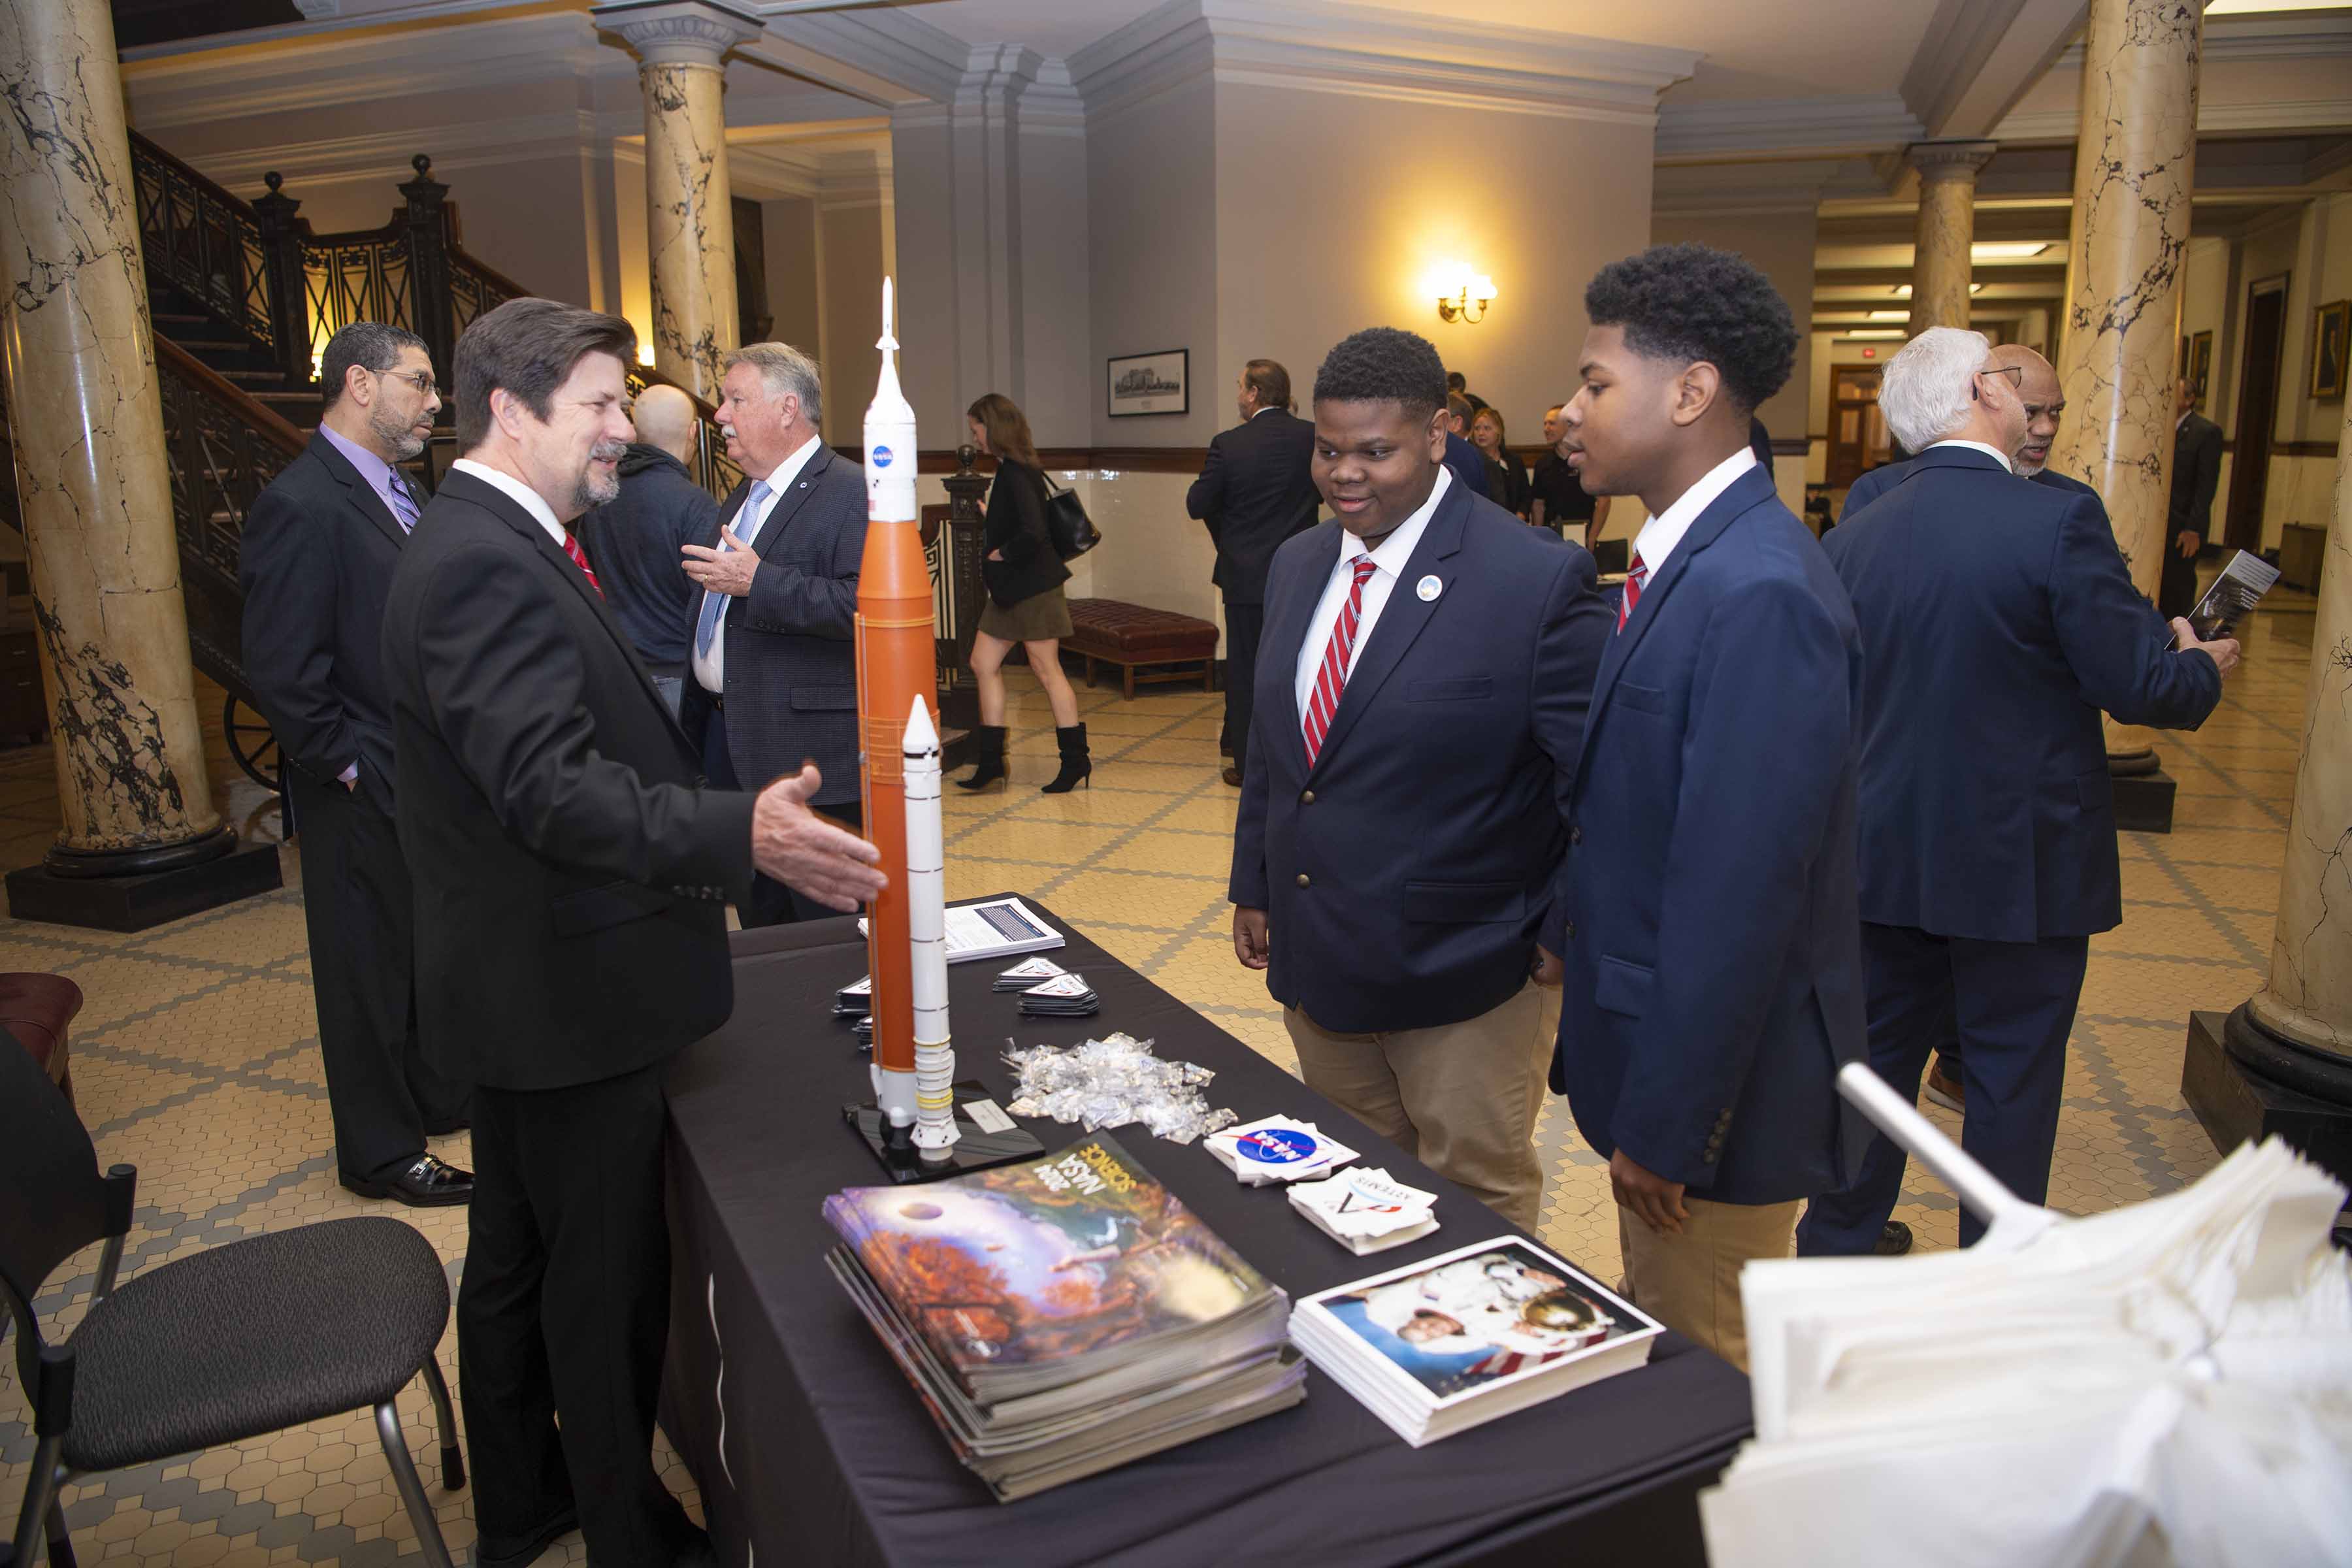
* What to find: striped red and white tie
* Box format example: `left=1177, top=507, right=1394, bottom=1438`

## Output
left=561, top=531, right=605, bottom=599
left=1614, top=549, right=1650, bottom=634
left=1302, top=556, right=1379, bottom=767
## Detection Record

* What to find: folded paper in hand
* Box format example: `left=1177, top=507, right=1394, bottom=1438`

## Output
left=2184, top=549, right=2280, bottom=642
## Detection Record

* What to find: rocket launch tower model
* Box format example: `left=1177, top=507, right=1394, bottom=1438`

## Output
left=846, top=281, right=1041, bottom=1180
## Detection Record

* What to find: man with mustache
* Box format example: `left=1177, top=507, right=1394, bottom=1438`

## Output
left=382, top=298, right=885, bottom=1568
left=241, top=320, right=472, bottom=1209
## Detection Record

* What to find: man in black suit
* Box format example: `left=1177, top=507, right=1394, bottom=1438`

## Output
left=240, top=321, right=470, bottom=1208
left=1188, top=359, right=1319, bottom=788
left=1797, top=327, right=2236, bottom=1260
left=578, top=382, right=713, bottom=715
left=1529, top=402, right=1605, bottom=541
left=1441, top=393, right=1492, bottom=501
left=1230, top=327, right=1610, bottom=1231
left=2164, top=376, right=2224, bottom=619
left=382, top=299, right=883, bottom=1568
left=678, top=341, right=868, bottom=925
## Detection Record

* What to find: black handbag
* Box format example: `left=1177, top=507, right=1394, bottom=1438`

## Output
left=1041, top=472, right=1102, bottom=560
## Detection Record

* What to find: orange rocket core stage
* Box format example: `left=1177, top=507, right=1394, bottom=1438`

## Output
left=854, top=515, right=937, bottom=1080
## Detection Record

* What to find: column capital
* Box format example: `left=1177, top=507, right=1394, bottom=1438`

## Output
left=1906, top=140, right=1998, bottom=180
left=591, top=0, right=763, bottom=68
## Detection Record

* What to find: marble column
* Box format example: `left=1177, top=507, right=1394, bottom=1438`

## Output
left=595, top=0, right=762, bottom=399
left=0, top=0, right=227, bottom=870
left=2245, top=401, right=2352, bottom=1066
left=2048, top=0, right=2202, bottom=770
left=1904, top=142, right=1995, bottom=336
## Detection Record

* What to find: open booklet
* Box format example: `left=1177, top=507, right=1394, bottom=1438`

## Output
left=2182, top=549, right=2281, bottom=642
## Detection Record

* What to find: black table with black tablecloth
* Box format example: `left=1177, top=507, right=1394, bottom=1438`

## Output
left=659, top=896, right=1752, bottom=1568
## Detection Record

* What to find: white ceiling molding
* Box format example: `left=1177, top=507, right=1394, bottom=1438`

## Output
left=2051, top=11, right=2352, bottom=68
left=1654, top=95, right=1925, bottom=163
left=1995, top=97, right=2352, bottom=142
left=1652, top=158, right=1847, bottom=217
left=1900, top=0, right=2083, bottom=140
left=758, top=3, right=973, bottom=103
left=1070, top=0, right=1697, bottom=127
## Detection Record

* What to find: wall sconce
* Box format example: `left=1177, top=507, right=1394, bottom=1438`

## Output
left=1435, top=267, right=1498, bottom=325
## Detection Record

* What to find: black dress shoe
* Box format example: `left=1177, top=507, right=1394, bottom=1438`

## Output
left=474, top=1507, right=578, bottom=1568
left=1876, top=1221, right=1914, bottom=1256
left=340, top=1153, right=474, bottom=1207
left=1221, top=766, right=1243, bottom=787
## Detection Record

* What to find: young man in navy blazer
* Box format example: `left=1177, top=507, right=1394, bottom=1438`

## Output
left=1545, top=245, right=1868, bottom=1369
left=1229, top=327, right=1610, bottom=1230
left=1796, top=327, right=2237, bottom=1258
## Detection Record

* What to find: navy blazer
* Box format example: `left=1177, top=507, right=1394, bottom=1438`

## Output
left=1841, top=451, right=2095, bottom=524
left=1186, top=408, right=1321, bottom=605
left=1822, top=444, right=2223, bottom=942
left=677, top=443, right=868, bottom=806
left=239, top=433, right=410, bottom=806
left=1230, top=477, right=1610, bottom=1034
left=1548, top=464, right=1869, bottom=1204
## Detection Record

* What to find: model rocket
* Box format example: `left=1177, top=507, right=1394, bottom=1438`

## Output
left=902, top=697, right=959, bottom=1159
left=855, top=278, right=939, bottom=1152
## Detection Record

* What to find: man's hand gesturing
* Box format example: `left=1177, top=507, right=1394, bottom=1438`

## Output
left=752, top=764, right=885, bottom=912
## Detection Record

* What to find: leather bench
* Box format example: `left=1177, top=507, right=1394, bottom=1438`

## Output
left=1062, top=598, right=1220, bottom=700
left=3, top=972, right=86, bottom=1113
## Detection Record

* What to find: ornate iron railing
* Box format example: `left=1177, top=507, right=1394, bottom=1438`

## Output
left=128, top=135, right=277, bottom=355
left=154, top=336, right=305, bottom=697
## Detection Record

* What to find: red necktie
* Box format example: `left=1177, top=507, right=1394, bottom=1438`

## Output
left=1303, top=557, right=1380, bottom=766
left=562, top=531, right=604, bottom=599
left=1615, top=550, right=1650, bottom=634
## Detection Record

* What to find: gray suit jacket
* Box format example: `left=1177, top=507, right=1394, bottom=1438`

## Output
left=677, top=443, right=869, bottom=806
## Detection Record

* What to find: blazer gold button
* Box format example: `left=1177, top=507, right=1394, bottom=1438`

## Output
left=1300, top=790, right=1315, bottom=805
left=1296, top=873, right=1311, bottom=888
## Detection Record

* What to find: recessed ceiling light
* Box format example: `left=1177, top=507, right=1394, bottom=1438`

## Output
left=1867, top=310, right=1909, bottom=320
left=1843, top=329, right=1906, bottom=339
left=1891, top=284, right=1985, bottom=297
left=1970, top=242, right=2051, bottom=259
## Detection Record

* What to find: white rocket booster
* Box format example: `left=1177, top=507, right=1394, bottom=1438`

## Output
left=902, top=696, right=959, bottom=1160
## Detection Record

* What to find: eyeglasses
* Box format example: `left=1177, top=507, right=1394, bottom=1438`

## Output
left=1968, top=365, right=2023, bottom=401
left=378, top=368, right=438, bottom=397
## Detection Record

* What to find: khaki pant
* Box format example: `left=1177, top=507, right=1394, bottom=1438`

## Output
left=1285, top=983, right=1549, bottom=1232
left=1617, top=1196, right=1800, bottom=1373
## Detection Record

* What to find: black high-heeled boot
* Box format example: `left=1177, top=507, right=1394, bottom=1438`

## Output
left=956, top=725, right=1008, bottom=791
left=1040, top=724, right=1091, bottom=794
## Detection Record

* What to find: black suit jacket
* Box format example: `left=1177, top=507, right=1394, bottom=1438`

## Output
left=2169, top=412, right=2223, bottom=540
left=239, top=432, right=410, bottom=809
left=1841, top=452, right=2097, bottom=524
left=1185, top=408, right=1320, bottom=605
left=1230, top=476, right=1611, bottom=1034
left=676, top=444, right=868, bottom=806
left=978, top=458, right=1072, bottom=609
left=1823, top=445, right=2221, bottom=942
left=381, top=469, right=756, bottom=1092
left=578, top=443, right=715, bottom=676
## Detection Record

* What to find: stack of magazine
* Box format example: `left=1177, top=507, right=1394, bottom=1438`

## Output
left=1290, top=1238, right=1664, bottom=1446
left=823, top=1134, right=1305, bottom=1500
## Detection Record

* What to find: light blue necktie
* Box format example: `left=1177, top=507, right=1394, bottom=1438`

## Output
left=387, top=472, right=419, bottom=534
left=696, top=480, right=770, bottom=658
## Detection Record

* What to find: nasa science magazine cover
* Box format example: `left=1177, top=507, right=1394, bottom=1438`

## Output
left=1292, top=1237, right=1663, bottom=1441
left=823, top=1134, right=1288, bottom=1399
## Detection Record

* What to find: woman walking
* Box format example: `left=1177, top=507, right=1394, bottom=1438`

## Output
left=958, top=393, right=1088, bottom=792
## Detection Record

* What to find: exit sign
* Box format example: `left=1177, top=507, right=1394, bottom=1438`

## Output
left=1861, top=346, right=1878, bottom=359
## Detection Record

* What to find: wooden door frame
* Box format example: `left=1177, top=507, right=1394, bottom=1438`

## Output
left=2222, top=272, right=2289, bottom=553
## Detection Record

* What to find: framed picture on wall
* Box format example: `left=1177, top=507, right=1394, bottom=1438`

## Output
left=1107, top=350, right=1188, bottom=417
left=2313, top=301, right=2349, bottom=400
left=2189, top=330, right=2213, bottom=411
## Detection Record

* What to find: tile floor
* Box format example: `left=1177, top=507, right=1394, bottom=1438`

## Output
left=0, top=595, right=2319, bottom=1565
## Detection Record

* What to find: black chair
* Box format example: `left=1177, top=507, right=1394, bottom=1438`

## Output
left=1, top=1042, right=466, bottom=1568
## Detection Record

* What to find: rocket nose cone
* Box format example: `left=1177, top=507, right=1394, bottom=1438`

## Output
left=902, top=696, right=939, bottom=749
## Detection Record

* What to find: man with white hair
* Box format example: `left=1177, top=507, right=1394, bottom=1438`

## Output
left=1840, top=342, right=2095, bottom=521
left=1796, top=326, right=2238, bottom=1258
left=579, top=381, right=716, bottom=714
left=679, top=340, right=870, bottom=925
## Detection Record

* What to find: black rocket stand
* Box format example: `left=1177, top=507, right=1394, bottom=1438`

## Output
left=843, top=1081, right=1046, bottom=1185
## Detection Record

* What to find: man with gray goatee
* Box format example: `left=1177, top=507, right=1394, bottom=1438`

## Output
left=1797, top=325, right=2238, bottom=1260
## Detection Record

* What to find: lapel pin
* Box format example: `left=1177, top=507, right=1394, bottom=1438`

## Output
left=1416, top=574, right=1442, bottom=602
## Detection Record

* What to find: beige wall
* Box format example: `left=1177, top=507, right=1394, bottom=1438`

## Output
left=1088, top=75, right=1220, bottom=448
left=815, top=195, right=889, bottom=448
left=760, top=196, right=823, bottom=365
left=1212, top=83, right=1654, bottom=454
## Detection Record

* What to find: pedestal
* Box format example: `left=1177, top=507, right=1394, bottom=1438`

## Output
left=2112, top=768, right=2177, bottom=834
left=843, top=1079, right=1045, bottom=1184
left=2181, top=1006, right=2352, bottom=1196
left=6, top=842, right=283, bottom=932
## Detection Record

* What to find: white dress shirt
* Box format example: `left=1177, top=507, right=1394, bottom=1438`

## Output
left=451, top=457, right=567, bottom=547
left=1292, top=465, right=1451, bottom=721
left=1627, top=447, right=1755, bottom=578
left=1927, top=438, right=2014, bottom=473
left=693, top=434, right=823, bottom=694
